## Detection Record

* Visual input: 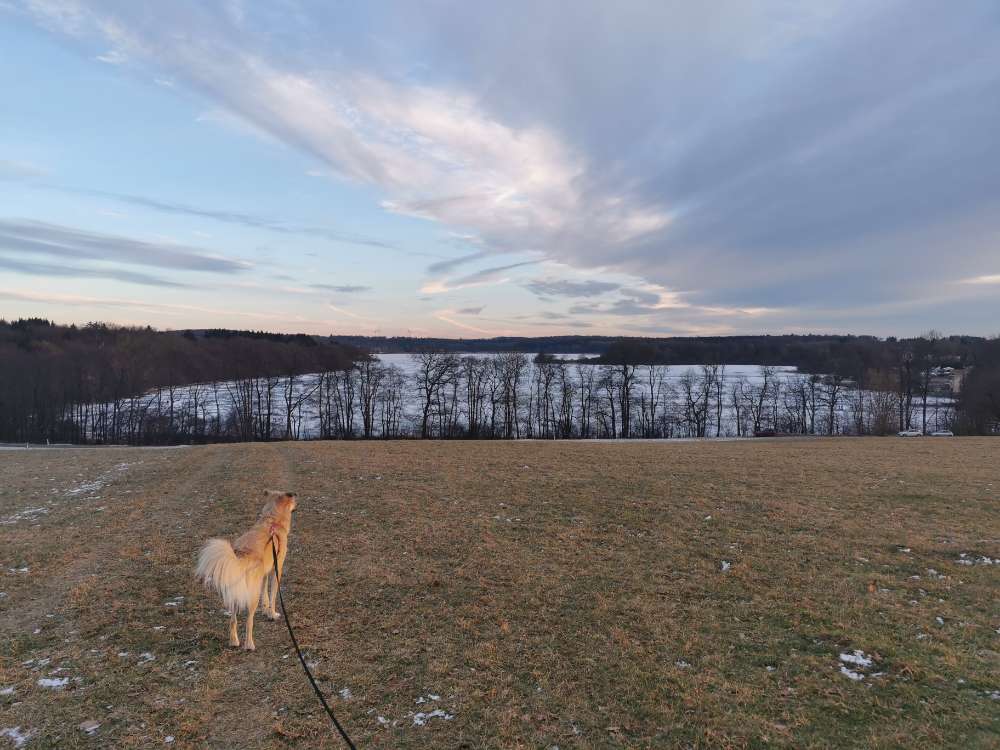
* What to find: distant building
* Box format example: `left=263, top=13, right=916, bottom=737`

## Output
left=928, top=367, right=965, bottom=396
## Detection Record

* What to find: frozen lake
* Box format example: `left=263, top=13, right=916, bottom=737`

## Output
left=69, top=353, right=953, bottom=443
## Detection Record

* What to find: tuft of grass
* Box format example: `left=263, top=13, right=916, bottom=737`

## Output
left=1, top=438, right=998, bottom=748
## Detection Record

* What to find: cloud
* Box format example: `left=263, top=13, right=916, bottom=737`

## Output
left=426, top=249, right=493, bottom=275
left=14, top=0, right=1000, bottom=333
left=456, top=305, right=484, bottom=315
left=309, top=283, right=371, bottom=293
left=0, top=218, right=249, bottom=273
left=421, top=261, right=539, bottom=294
left=0, top=159, right=46, bottom=180
left=958, top=274, right=1000, bottom=285
left=566, top=283, right=782, bottom=324
left=433, top=309, right=495, bottom=334
left=0, top=287, right=306, bottom=323
left=95, top=48, right=126, bottom=64
left=0, top=255, right=190, bottom=287
left=525, top=278, right=621, bottom=299
left=51, top=186, right=398, bottom=251
left=18, top=1, right=669, bottom=270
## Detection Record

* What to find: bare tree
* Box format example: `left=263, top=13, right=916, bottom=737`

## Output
left=576, top=363, right=597, bottom=438
left=356, top=359, right=385, bottom=438
left=378, top=365, right=406, bottom=437
left=462, top=356, right=489, bottom=437
left=679, top=368, right=709, bottom=437
left=412, top=352, right=461, bottom=438
left=639, top=364, right=667, bottom=438
left=599, top=366, right=620, bottom=438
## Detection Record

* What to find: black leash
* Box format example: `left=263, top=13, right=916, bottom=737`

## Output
left=271, top=538, right=358, bottom=749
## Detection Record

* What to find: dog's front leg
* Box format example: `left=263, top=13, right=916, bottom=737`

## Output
left=228, top=610, right=240, bottom=648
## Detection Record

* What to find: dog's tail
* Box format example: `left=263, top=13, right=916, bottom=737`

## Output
left=195, top=539, right=256, bottom=614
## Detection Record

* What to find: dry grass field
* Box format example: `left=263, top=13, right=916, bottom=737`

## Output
left=1, top=438, right=998, bottom=748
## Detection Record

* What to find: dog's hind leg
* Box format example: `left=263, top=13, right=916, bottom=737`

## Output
left=265, top=570, right=281, bottom=620
left=259, top=575, right=270, bottom=610
left=244, top=593, right=258, bottom=651
left=228, top=611, right=240, bottom=648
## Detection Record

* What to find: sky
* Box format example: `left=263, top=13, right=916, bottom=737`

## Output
left=1, top=1, right=998, bottom=338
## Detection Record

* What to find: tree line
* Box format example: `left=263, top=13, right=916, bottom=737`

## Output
left=1, top=319, right=997, bottom=444
left=0, top=319, right=357, bottom=444
left=314, top=353, right=959, bottom=440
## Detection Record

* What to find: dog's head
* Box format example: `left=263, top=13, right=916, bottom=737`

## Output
left=263, top=489, right=298, bottom=513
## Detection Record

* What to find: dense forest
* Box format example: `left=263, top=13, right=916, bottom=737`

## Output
left=0, top=319, right=359, bottom=444
left=1, top=320, right=998, bottom=444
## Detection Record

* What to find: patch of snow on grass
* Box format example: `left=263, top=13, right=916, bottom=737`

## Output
left=37, top=677, right=69, bottom=689
left=0, top=687, right=14, bottom=695
left=0, top=727, right=35, bottom=748
left=839, top=650, right=878, bottom=681
left=839, top=650, right=873, bottom=668
left=66, top=480, right=105, bottom=496
left=339, top=687, right=352, bottom=700
left=957, top=553, right=996, bottom=566
left=1, top=507, right=49, bottom=526
left=412, top=708, right=454, bottom=726
left=720, top=561, right=731, bottom=572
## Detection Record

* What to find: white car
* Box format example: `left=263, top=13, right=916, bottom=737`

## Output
left=930, top=430, right=954, bottom=437
left=897, top=430, right=923, bottom=437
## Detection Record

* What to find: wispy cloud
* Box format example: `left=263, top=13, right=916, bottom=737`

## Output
left=0, top=159, right=46, bottom=180
left=426, top=249, right=493, bottom=275
left=433, top=309, right=496, bottom=334
left=524, top=278, right=621, bottom=299
left=0, top=255, right=190, bottom=287
left=958, top=274, right=1000, bottom=285
left=456, top=305, right=484, bottom=315
left=50, top=186, right=398, bottom=251
left=95, top=48, right=126, bottom=64
left=0, top=287, right=306, bottom=323
left=0, top=218, right=249, bottom=273
left=421, top=261, right=539, bottom=294
left=309, top=283, right=371, bottom=293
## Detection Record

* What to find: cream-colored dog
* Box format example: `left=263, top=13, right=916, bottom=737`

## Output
left=195, top=490, right=297, bottom=650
